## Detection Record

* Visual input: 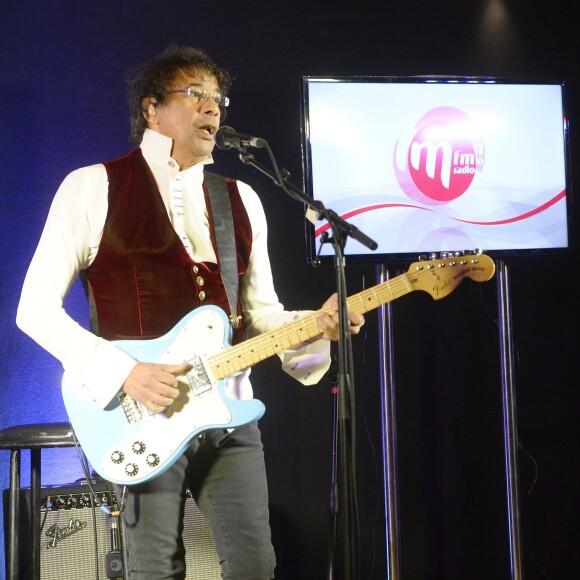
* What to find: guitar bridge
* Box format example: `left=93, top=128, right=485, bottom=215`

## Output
left=185, top=356, right=213, bottom=396
left=118, top=391, right=143, bottom=423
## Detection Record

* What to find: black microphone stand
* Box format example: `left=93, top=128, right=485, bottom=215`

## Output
left=230, top=141, right=377, bottom=580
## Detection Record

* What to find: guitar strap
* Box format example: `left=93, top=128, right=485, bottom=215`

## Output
left=204, top=171, right=241, bottom=329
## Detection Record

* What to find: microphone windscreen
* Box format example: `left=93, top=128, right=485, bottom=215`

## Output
left=215, top=125, right=234, bottom=150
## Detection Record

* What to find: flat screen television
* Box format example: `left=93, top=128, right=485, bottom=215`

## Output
left=301, top=77, right=571, bottom=264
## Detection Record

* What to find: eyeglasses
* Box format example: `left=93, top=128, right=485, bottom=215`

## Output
left=162, top=86, right=230, bottom=107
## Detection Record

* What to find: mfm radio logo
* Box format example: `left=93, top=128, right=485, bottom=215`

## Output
left=394, top=106, right=485, bottom=205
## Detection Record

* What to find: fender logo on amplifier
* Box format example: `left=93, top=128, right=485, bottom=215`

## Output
left=45, top=518, right=88, bottom=549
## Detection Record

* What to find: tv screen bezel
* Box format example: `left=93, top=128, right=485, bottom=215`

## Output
left=300, top=75, right=573, bottom=265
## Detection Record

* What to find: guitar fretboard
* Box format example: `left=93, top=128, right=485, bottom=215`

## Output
left=207, top=271, right=414, bottom=380
left=206, top=253, right=494, bottom=381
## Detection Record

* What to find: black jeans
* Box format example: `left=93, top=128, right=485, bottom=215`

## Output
left=117, top=422, right=276, bottom=579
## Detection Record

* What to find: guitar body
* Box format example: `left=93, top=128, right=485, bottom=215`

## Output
left=62, top=305, right=266, bottom=486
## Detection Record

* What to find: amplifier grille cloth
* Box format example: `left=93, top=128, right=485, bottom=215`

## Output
left=183, top=495, right=221, bottom=580
left=40, top=495, right=112, bottom=580
left=5, top=483, right=221, bottom=579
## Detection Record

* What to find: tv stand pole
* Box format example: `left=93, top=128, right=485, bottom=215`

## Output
left=378, top=264, right=402, bottom=580
left=377, top=259, right=524, bottom=579
left=496, top=259, right=524, bottom=579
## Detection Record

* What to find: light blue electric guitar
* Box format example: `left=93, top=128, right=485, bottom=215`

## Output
left=62, top=253, right=495, bottom=485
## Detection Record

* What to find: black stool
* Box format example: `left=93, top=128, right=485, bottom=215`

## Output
left=0, top=422, right=76, bottom=580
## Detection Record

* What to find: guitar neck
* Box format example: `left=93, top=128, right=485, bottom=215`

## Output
left=207, top=271, right=413, bottom=380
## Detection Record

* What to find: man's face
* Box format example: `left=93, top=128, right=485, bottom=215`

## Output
left=150, top=70, right=222, bottom=168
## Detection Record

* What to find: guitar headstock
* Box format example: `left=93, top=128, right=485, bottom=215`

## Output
left=406, top=251, right=496, bottom=300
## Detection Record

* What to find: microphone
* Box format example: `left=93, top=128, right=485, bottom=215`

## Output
left=215, top=126, right=267, bottom=150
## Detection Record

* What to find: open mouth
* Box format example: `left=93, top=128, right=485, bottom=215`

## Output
left=198, top=124, right=216, bottom=137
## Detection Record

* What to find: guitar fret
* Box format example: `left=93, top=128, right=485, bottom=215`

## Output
left=304, top=315, right=321, bottom=340
left=398, top=274, right=413, bottom=295
left=353, top=290, right=374, bottom=312
left=371, top=285, right=384, bottom=307
left=353, top=293, right=366, bottom=311
left=385, top=280, right=398, bottom=301
left=376, top=285, right=389, bottom=305
left=280, top=323, right=303, bottom=348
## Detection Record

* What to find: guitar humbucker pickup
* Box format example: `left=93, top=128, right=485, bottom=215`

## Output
left=185, top=356, right=213, bottom=396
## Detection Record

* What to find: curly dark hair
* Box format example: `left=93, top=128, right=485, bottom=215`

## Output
left=126, top=45, right=233, bottom=143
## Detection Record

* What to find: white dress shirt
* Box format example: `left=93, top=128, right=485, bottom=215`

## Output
left=17, top=129, right=330, bottom=408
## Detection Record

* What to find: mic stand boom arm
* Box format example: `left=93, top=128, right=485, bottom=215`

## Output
left=237, top=145, right=377, bottom=580
left=238, top=150, right=378, bottom=253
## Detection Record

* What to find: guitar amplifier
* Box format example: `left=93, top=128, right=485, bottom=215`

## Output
left=4, top=481, right=121, bottom=579
left=4, top=481, right=221, bottom=579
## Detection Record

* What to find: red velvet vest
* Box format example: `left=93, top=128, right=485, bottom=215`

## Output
left=86, top=148, right=252, bottom=342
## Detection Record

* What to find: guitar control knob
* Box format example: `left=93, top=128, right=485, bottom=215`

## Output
left=111, top=451, right=125, bottom=464
left=146, top=453, right=160, bottom=467
left=125, top=463, right=139, bottom=476
left=132, top=441, right=146, bottom=454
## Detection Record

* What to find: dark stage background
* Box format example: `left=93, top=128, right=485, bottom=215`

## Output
left=1, top=1, right=578, bottom=578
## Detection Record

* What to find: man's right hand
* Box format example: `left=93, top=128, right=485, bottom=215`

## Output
left=122, top=361, right=192, bottom=414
